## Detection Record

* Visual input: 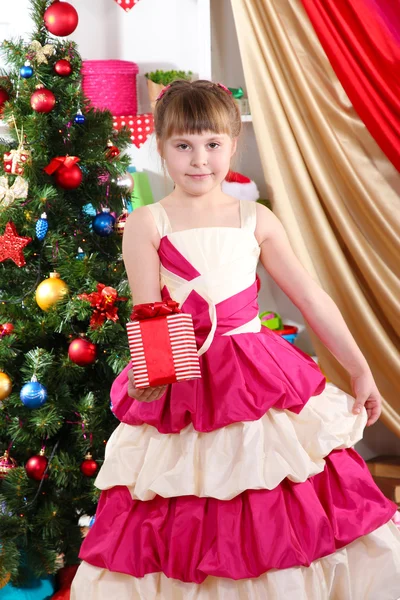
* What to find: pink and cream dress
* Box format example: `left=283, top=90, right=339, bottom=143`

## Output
left=72, top=200, right=400, bottom=599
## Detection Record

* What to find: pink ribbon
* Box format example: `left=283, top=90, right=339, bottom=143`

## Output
left=162, top=280, right=259, bottom=352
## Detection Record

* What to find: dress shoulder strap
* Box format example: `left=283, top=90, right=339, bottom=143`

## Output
left=146, top=202, right=173, bottom=238
left=240, top=199, right=257, bottom=233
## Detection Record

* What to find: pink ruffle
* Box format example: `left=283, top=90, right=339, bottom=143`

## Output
left=79, top=448, right=396, bottom=583
left=110, top=327, right=325, bottom=433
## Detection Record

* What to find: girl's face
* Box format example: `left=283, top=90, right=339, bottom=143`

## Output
left=160, top=131, right=237, bottom=197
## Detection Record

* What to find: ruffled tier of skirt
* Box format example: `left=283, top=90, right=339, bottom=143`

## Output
left=110, top=327, right=326, bottom=433
left=72, top=521, right=400, bottom=600
left=97, top=383, right=366, bottom=500
left=79, top=449, right=396, bottom=583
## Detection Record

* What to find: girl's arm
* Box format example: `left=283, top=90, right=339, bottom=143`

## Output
left=122, top=206, right=162, bottom=305
left=122, top=207, right=167, bottom=402
left=256, top=204, right=381, bottom=425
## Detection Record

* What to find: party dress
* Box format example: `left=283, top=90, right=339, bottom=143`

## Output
left=72, top=200, right=400, bottom=600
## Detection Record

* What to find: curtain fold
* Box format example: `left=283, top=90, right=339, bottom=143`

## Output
left=299, top=0, right=400, bottom=172
left=230, top=0, right=400, bottom=435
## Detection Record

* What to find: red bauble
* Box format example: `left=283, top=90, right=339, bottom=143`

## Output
left=44, top=1, right=79, bottom=37
left=0, top=88, right=9, bottom=114
left=80, top=453, right=98, bottom=477
left=54, top=59, right=72, bottom=77
left=30, top=86, right=56, bottom=113
left=105, top=143, right=120, bottom=160
left=68, top=338, right=97, bottom=366
left=0, top=322, right=14, bottom=337
left=54, top=164, right=83, bottom=189
left=26, top=452, right=48, bottom=481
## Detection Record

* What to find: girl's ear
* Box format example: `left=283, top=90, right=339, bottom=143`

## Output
left=230, top=137, right=238, bottom=157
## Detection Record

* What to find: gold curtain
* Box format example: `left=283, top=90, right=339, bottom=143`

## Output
left=230, top=0, right=400, bottom=434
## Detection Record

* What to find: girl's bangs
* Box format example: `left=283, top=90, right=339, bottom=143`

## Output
left=163, top=95, right=232, bottom=139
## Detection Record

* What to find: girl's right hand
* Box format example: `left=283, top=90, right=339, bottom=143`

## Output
left=127, top=368, right=167, bottom=403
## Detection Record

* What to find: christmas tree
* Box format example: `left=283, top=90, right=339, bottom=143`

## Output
left=0, top=0, right=134, bottom=586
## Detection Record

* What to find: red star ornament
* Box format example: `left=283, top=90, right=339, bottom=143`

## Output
left=114, top=0, right=141, bottom=12
left=0, top=221, right=32, bottom=267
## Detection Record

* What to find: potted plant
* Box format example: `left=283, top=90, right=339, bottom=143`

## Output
left=145, top=70, right=193, bottom=111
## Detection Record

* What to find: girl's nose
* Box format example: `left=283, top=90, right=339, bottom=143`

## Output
left=191, top=150, right=208, bottom=167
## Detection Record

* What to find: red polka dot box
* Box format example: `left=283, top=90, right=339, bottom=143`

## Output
left=114, top=0, right=141, bottom=11
left=113, top=114, right=155, bottom=148
left=82, top=60, right=139, bottom=117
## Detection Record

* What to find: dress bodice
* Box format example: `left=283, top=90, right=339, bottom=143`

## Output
left=146, top=200, right=262, bottom=355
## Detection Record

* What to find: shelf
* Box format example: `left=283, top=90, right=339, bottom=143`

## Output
left=241, top=114, right=252, bottom=122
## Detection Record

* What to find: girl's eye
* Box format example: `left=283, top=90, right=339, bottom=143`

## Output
left=208, top=142, right=220, bottom=149
left=177, top=144, right=190, bottom=150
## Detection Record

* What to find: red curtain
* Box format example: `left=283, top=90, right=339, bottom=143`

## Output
left=300, top=0, right=400, bottom=172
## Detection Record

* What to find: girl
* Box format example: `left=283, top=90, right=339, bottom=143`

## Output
left=72, top=80, right=400, bottom=599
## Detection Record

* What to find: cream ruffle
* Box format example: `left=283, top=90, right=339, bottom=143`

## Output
left=71, top=521, right=400, bottom=600
left=95, top=383, right=367, bottom=500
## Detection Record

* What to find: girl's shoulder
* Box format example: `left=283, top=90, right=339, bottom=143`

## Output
left=254, top=202, right=281, bottom=245
left=123, top=204, right=161, bottom=246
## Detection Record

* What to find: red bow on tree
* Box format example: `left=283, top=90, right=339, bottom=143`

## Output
left=78, top=283, right=128, bottom=329
left=44, top=155, right=80, bottom=175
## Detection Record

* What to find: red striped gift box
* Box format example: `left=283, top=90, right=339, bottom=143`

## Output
left=127, top=312, right=201, bottom=389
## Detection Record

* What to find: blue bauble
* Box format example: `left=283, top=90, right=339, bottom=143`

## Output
left=74, top=111, right=86, bottom=124
left=35, top=213, right=48, bottom=241
left=20, top=380, right=48, bottom=409
left=92, top=210, right=115, bottom=237
left=20, top=64, right=33, bottom=79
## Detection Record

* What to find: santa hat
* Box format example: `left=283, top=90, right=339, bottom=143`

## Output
left=222, top=170, right=260, bottom=202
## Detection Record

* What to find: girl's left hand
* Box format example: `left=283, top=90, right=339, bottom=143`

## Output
left=351, top=371, right=382, bottom=426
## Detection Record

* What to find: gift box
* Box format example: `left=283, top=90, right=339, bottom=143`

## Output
left=112, top=113, right=154, bottom=148
left=127, top=300, right=201, bottom=388
left=260, top=311, right=299, bottom=344
left=3, top=148, right=30, bottom=175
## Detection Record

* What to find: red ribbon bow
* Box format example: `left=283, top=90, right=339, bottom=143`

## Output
left=130, top=299, right=180, bottom=321
left=44, top=155, right=80, bottom=175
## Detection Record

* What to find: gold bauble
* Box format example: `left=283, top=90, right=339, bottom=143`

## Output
left=0, top=372, right=12, bottom=401
left=35, top=271, right=69, bottom=311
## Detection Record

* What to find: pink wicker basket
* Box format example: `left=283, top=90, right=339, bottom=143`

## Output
left=81, top=60, right=139, bottom=117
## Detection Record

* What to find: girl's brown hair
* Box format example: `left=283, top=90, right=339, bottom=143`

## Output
left=154, top=80, right=242, bottom=148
